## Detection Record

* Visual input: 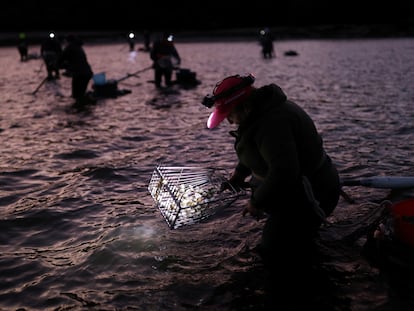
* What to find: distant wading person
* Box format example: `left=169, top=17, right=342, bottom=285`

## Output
left=259, top=28, right=274, bottom=59
left=17, top=32, right=28, bottom=62
left=143, top=30, right=151, bottom=51
left=150, top=32, right=181, bottom=88
left=41, top=32, right=62, bottom=80
left=127, top=32, right=135, bottom=51
left=58, top=34, right=95, bottom=107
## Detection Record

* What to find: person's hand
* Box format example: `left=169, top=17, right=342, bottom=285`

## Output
left=242, top=201, right=264, bottom=220
left=220, top=180, right=244, bottom=192
left=220, top=170, right=247, bottom=192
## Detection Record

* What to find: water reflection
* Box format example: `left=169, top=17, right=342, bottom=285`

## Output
left=0, top=38, right=414, bottom=310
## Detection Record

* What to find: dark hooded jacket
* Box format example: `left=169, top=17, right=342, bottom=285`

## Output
left=232, top=84, right=340, bottom=222
left=58, top=35, right=93, bottom=78
left=150, top=34, right=180, bottom=68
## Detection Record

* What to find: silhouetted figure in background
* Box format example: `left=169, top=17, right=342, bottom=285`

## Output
left=259, top=28, right=274, bottom=59
left=58, top=34, right=95, bottom=107
left=17, top=32, right=28, bottom=62
left=143, top=30, right=151, bottom=51
left=41, top=32, right=62, bottom=79
left=127, top=32, right=135, bottom=51
left=150, top=32, right=181, bottom=88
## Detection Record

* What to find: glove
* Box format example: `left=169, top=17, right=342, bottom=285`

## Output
left=220, top=170, right=249, bottom=193
left=220, top=180, right=241, bottom=192
left=242, top=201, right=264, bottom=220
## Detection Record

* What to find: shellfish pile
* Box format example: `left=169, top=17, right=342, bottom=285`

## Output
left=159, top=184, right=217, bottom=227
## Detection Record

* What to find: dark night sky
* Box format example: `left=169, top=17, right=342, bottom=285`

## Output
left=1, top=0, right=413, bottom=33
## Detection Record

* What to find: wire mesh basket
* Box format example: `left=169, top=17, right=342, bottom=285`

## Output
left=148, top=165, right=243, bottom=229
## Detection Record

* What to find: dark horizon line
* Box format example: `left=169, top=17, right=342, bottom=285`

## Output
left=1, top=22, right=414, bottom=47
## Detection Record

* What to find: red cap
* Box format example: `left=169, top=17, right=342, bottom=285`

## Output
left=207, top=75, right=254, bottom=129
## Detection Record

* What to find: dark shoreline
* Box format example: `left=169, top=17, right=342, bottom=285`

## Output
left=2, top=23, right=414, bottom=47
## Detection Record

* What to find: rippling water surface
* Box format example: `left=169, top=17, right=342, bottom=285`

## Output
left=1, top=38, right=414, bottom=310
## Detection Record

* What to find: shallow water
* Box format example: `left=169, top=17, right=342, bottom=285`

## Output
left=1, top=38, right=414, bottom=310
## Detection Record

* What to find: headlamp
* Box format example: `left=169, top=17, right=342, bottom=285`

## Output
left=201, top=73, right=255, bottom=108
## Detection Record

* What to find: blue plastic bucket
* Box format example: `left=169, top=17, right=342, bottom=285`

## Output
left=93, top=72, right=106, bottom=85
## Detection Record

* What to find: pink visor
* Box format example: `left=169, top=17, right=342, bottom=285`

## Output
left=207, top=100, right=238, bottom=129
left=205, top=74, right=255, bottom=129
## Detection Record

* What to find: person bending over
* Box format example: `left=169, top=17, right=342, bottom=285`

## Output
left=202, top=73, right=341, bottom=309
